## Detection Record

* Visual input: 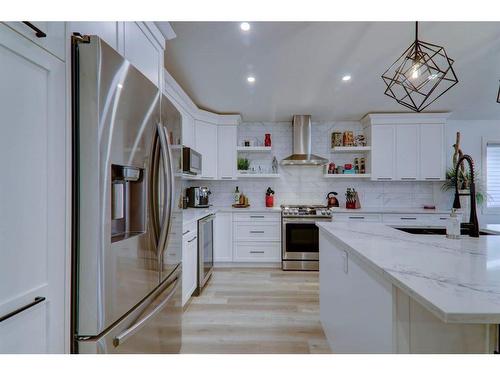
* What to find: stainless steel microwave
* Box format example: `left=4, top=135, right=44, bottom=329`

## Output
left=182, top=147, right=202, bottom=175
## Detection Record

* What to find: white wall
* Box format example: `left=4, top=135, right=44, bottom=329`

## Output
left=188, top=121, right=439, bottom=209
left=435, top=120, right=500, bottom=225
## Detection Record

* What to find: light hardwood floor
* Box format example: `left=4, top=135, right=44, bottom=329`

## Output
left=180, top=268, right=331, bottom=354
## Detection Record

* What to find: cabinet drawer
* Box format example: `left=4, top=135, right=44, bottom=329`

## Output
left=334, top=213, right=382, bottom=222
left=234, top=222, right=280, bottom=242
left=182, top=221, right=197, bottom=237
left=382, top=214, right=435, bottom=225
left=233, top=212, right=280, bottom=222
left=233, top=242, right=281, bottom=262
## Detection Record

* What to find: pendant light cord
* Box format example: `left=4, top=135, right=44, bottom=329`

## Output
left=414, top=21, right=419, bottom=61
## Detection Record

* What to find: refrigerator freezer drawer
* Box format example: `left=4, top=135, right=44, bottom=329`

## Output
left=76, top=267, right=182, bottom=354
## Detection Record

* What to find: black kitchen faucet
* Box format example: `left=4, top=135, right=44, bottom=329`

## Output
left=452, top=154, right=480, bottom=237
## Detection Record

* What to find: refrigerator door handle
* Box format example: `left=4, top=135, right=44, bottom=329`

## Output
left=156, top=123, right=172, bottom=255
left=161, top=124, right=175, bottom=253
left=112, top=277, right=180, bottom=347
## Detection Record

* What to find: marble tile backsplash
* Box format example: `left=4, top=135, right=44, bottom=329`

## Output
left=187, top=121, right=441, bottom=209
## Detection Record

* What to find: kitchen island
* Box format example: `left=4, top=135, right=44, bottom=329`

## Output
left=317, top=222, right=500, bottom=353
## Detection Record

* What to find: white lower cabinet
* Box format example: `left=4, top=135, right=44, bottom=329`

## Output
left=234, top=242, right=281, bottom=262
left=232, top=212, right=281, bottom=263
left=334, top=213, right=382, bottom=222
left=181, top=221, right=198, bottom=307
left=214, top=212, right=233, bottom=262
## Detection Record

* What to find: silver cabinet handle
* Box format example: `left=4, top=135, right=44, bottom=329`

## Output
left=187, top=236, right=197, bottom=243
left=0, top=296, right=45, bottom=323
left=376, top=177, right=392, bottom=181
left=250, top=215, right=265, bottom=218
left=250, top=251, right=265, bottom=254
left=401, top=177, right=416, bottom=180
left=113, top=278, right=179, bottom=347
left=221, top=176, right=233, bottom=180
left=182, top=230, right=190, bottom=235
left=348, top=216, right=365, bottom=219
left=250, top=230, right=265, bottom=234
left=439, top=217, right=448, bottom=220
left=400, top=217, right=417, bottom=220
left=425, top=177, right=441, bottom=180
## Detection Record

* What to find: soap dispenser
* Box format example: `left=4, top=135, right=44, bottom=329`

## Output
left=446, top=208, right=461, bottom=239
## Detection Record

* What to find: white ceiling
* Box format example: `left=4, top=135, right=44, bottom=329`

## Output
left=165, top=22, right=500, bottom=122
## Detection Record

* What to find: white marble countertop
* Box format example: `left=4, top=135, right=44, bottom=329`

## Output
left=182, top=207, right=218, bottom=227
left=317, top=221, right=500, bottom=324
left=330, top=207, right=452, bottom=214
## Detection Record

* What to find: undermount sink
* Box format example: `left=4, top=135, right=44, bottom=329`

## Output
left=394, top=227, right=497, bottom=236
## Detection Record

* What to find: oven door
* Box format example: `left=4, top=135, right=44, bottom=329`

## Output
left=282, top=218, right=325, bottom=260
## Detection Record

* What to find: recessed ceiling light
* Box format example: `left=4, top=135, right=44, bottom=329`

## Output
left=342, top=75, right=351, bottom=81
left=240, top=22, right=251, bottom=31
left=247, top=76, right=255, bottom=83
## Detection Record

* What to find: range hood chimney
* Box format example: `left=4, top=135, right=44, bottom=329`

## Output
left=281, top=115, right=328, bottom=166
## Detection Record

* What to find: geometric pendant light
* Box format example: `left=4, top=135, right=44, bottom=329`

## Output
left=381, top=22, right=459, bottom=112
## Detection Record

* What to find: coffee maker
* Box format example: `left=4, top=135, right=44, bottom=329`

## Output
left=186, top=186, right=211, bottom=208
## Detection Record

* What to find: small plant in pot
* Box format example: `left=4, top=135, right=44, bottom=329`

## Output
left=237, top=158, right=249, bottom=173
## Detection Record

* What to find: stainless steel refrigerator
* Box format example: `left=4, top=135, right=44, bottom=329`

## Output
left=71, top=35, right=183, bottom=353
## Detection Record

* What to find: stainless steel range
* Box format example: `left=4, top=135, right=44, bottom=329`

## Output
left=281, top=205, right=332, bottom=271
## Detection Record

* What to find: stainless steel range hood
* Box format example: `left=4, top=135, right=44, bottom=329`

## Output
left=281, top=115, right=328, bottom=166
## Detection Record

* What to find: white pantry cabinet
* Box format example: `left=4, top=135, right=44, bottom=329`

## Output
left=195, top=120, right=218, bottom=179
left=181, top=222, right=198, bottom=307
left=4, top=22, right=65, bottom=61
left=0, top=24, right=66, bottom=353
left=214, top=212, right=233, bottom=262
left=217, top=126, right=237, bottom=180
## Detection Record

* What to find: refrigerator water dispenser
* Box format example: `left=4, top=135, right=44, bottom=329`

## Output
left=111, top=164, right=146, bottom=242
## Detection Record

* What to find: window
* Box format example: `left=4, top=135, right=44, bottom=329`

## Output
left=486, top=141, right=500, bottom=210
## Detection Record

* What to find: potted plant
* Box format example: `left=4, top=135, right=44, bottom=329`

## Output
left=237, top=158, right=249, bottom=173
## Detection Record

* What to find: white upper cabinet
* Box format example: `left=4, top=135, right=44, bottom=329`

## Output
left=395, top=125, right=419, bottom=181
left=0, top=24, right=66, bottom=353
left=195, top=120, right=218, bottom=179
left=217, top=126, right=237, bottom=180
left=68, top=22, right=120, bottom=51
left=123, top=22, right=164, bottom=88
left=181, top=110, right=196, bottom=149
left=419, top=123, right=445, bottom=181
left=371, top=125, right=396, bottom=181
left=4, top=22, right=65, bottom=61
left=363, top=113, right=448, bottom=182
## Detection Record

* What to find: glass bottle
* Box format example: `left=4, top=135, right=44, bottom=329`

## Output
left=446, top=208, right=461, bottom=239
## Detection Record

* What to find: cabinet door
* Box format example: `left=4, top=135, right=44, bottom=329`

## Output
left=419, top=123, right=445, bottom=181
left=182, top=232, right=198, bottom=306
left=123, top=22, right=161, bottom=87
left=214, top=212, right=233, bottom=262
left=217, top=126, right=237, bottom=180
left=195, top=120, right=218, bottom=179
left=395, top=125, right=419, bottom=181
left=371, top=125, right=396, bottom=181
left=0, top=25, right=66, bottom=353
left=68, top=22, right=120, bottom=52
left=181, top=110, right=196, bottom=149
left=4, top=22, right=65, bottom=61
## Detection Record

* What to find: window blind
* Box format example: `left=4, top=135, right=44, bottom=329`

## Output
left=487, top=142, right=500, bottom=208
